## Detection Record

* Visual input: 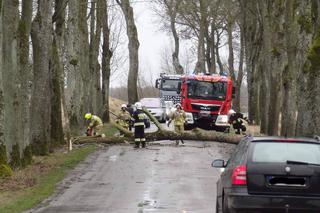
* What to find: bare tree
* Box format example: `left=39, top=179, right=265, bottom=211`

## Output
left=30, top=0, right=53, bottom=155
left=116, top=0, right=139, bottom=104
left=101, top=0, right=113, bottom=122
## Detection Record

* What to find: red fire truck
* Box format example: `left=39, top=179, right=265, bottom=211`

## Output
left=178, top=74, right=235, bottom=131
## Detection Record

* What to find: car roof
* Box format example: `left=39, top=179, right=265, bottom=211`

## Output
left=249, top=136, right=320, bottom=144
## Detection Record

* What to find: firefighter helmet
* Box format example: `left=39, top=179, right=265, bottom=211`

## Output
left=135, top=102, right=143, bottom=110
left=227, top=109, right=236, bottom=117
left=121, top=104, right=127, bottom=109
left=176, top=103, right=182, bottom=109
left=85, top=113, right=92, bottom=120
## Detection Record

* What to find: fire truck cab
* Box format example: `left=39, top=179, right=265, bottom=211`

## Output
left=179, top=74, right=234, bottom=131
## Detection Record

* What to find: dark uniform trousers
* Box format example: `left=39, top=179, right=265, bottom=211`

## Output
left=133, top=109, right=146, bottom=148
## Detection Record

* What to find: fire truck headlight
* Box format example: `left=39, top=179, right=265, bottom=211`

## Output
left=215, top=115, right=229, bottom=126
left=185, top=112, right=194, bottom=124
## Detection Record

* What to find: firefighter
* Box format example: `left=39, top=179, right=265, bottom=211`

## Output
left=228, top=109, right=247, bottom=135
left=85, top=113, right=103, bottom=136
left=132, top=102, right=146, bottom=148
left=116, top=104, right=131, bottom=135
left=126, top=104, right=135, bottom=131
left=168, top=103, right=186, bottom=146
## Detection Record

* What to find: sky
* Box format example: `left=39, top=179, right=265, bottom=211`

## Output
left=110, top=1, right=182, bottom=87
left=109, top=1, right=230, bottom=88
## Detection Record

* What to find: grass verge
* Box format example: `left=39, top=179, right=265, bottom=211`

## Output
left=0, top=145, right=97, bottom=213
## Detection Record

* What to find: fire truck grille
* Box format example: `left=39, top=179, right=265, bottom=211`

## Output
left=191, top=104, right=220, bottom=112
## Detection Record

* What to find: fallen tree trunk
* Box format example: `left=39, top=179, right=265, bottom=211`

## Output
left=72, top=108, right=243, bottom=145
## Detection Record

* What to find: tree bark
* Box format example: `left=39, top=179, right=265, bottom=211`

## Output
left=65, top=0, right=81, bottom=132
left=169, top=0, right=184, bottom=74
left=73, top=108, right=242, bottom=145
left=0, top=0, right=5, bottom=154
left=89, top=0, right=103, bottom=116
left=194, top=0, right=206, bottom=73
left=101, top=0, right=112, bottom=122
left=116, top=0, right=139, bottom=104
left=50, top=0, right=67, bottom=146
left=215, top=29, right=224, bottom=74
left=30, top=0, right=53, bottom=155
left=18, top=0, right=33, bottom=153
left=2, top=0, right=21, bottom=157
left=227, top=19, right=235, bottom=81
left=281, top=0, right=297, bottom=137
left=234, top=22, right=245, bottom=112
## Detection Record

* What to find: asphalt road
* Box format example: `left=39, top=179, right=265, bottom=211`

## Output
left=30, top=127, right=235, bottom=213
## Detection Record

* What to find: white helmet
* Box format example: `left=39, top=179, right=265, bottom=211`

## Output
left=227, top=109, right=236, bottom=117
left=135, top=102, right=142, bottom=110
left=121, top=104, right=127, bottom=109
left=176, top=103, right=182, bottom=109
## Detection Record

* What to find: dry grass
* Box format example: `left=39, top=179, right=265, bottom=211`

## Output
left=0, top=145, right=97, bottom=212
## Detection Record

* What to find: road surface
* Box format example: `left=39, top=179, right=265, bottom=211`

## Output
left=30, top=132, right=235, bottom=213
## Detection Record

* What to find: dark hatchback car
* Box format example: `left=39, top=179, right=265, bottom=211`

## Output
left=212, top=136, right=320, bottom=213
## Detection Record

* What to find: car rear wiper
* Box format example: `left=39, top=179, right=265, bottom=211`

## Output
left=286, top=160, right=320, bottom=167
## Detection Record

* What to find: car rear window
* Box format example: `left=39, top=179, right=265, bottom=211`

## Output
left=252, top=142, right=320, bottom=164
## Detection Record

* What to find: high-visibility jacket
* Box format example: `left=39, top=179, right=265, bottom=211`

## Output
left=116, top=110, right=131, bottom=127
left=133, top=110, right=145, bottom=127
left=171, top=110, right=186, bottom=126
left=89, top=115, right=103, bottom=128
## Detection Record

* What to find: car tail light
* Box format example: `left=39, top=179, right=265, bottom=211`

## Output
left=232, top=165, right=247, bottom=185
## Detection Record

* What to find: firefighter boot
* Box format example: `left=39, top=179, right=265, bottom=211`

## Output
left=141, top=141, right=146, bottom=148
left=134, top=142, right=140, bottom=148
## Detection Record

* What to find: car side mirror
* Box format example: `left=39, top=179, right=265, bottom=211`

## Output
left=232, top=86, right=236, bottom=99
left=177, top=82, right=181, bottom=94
left=155, top=79, right=160, bottom=89
left=211, top=159, right=225, bottom=168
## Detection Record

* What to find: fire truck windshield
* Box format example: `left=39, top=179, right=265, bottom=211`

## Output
left=187, top=80, right=227, bottom=100
left=161, top=79, right=180, bottom=91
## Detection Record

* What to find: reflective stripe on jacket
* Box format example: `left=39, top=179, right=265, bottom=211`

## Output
left=117, top=110, right=131, bottom=127
left=133, top=110, right=145, bottom=126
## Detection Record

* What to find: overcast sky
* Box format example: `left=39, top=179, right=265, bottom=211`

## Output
left=109, top=1, right=230, bottom=88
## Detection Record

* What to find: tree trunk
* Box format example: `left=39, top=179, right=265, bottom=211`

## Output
left=65, top=0, right=81, bottom=132
left=281, top=0, right=297, bottom=137
left=300, top=0, right=320, bottom=136
left=50, top=0, right=67, bottom=146
left=215, top=30, right=224, bottom=74
left=241, top=0, right=262, bottom=124
left=227, top=19, right=235, bottom=81
left=0, top=0, right=5, bottom=157
left=116, top=0, right=139, bottom=104
left=209, top=22, right=216, bottom=74
left=30, top=0, right=53, bottom=155
left=170, top=1, right=183, bottom=74
left=50, top=37, right=64, bottom=146
left=101, top=0, right=112, bottom=122
left=194, top=0, right=206, bottom=74
left=18, top=0, right=33, bottom=154
left=79, top=0, right=91, bottom=114
left=234, top=24, right=245, bottom=112
left=54, top=0, right=70, bottom=143
left=2, top=0, right=22, bottom=161
left=89, top=0, right=103, bottom=116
